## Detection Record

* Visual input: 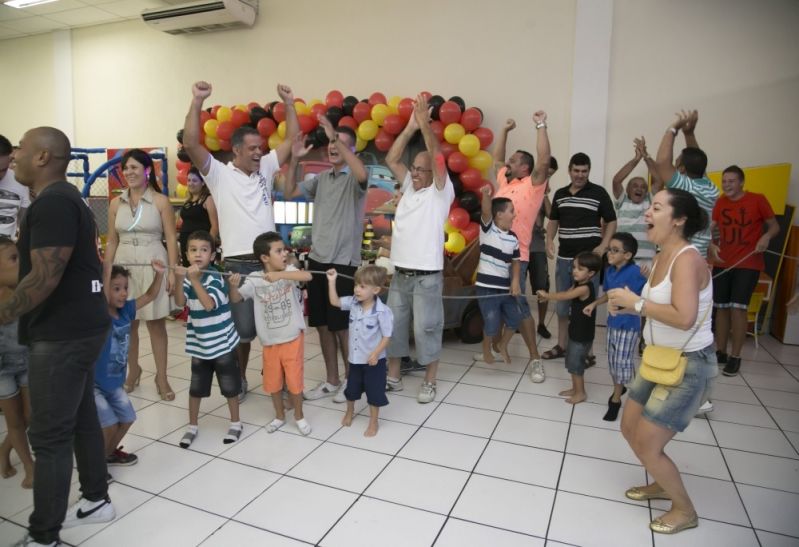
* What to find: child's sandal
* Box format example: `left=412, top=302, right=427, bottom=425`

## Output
left=179, top=430, right=197, bottom=449
left=223, top=425, right=243, bottom=444
left=265, top=419, right=285, bottom=433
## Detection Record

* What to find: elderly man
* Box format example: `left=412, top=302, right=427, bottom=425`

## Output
left=183, top=81, right=298, bottom=401
left=383, top=96, right=455, bottom=403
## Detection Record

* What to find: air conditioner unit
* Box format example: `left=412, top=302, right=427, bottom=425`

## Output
left=142, top=0, right=257, bottom=35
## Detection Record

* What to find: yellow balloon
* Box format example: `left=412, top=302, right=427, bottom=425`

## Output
left=444, top=220, right=459, bottom=234
left=216, top=106, right=232, bottom=123
left=355, top=136, right=368, bottom=152
left=203, top=119, right=219, bottom=138
left=277, top=120, right=287, bottom=139
left=205, top=135, right=221, bottom=151
left=458, top=134, right=480, bottom=157
left=444, top=123, right=466, bottom=144
left=308, top=98, right=323, bottom=108
left=371, top=104, right=390, bottom=126
left=268, top=132, right=283, bottom=150
left=294, top=101, right=310, bottom=116
left=175, top=184, right=188, bottom=199
left=388, top=95, right=402, bottom=115
left=468, top=150, right=493, bottom=171
left=234, top=104, right=248, bottom=112
left=444, top=231, right=466, bottom=254
left=358, top=120, right=379, bottom=141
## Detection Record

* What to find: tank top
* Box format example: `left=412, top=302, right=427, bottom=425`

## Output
left=642, top=245, right=713, bottom=352
left=180, top=195, right=211, bottom=235
left=568, top=281, right=596, bottom=343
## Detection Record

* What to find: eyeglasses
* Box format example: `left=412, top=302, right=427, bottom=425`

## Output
left=410, top=166, right=432, bottom=174
left=607, top=247, right=626, bottom=254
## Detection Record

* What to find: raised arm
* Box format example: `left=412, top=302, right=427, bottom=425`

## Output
left=283, top=133, right=313, bottom=199
left=480, top=184, right=493, bottom=225
left=183, top=82, right=213, bottom=176
left=655, top=110, right=693, bottom=184
left=319, top=115, right=367, bottom=184
left=385, top=108, right=418, bottom=183
left=638, top=137, right=664, bottom=194
left=530, top=111, right=550, bottom=186
left=326, top=269, right=342, bottom=308
left=612, top=139, right=644, bottom=199
left=492, top=119, right=515, bottom=169
left=414, top=95, right=446, bottom=190
left=0, top=246, right=73, bottom=324
left=274, top=84, right=298, bottom=166
left=682, top=110, right=699, bottom=149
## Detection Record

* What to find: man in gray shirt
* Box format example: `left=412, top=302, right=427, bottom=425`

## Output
left=283, top=116, right=368, bottom=402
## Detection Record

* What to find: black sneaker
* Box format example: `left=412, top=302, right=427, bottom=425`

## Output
left=400, top=357, right=425, bottom=375
left=716, top=351, right=728, bottom=365
left=537, top=324, right=552, bottom=339
left=722, top=356, right=741, bottom=377
left=106, top=446, right=138, bottom=466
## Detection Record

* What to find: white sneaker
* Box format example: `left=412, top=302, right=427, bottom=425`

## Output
left=332, top=380, right=348, bottom=403
left=696, top=400, right=714, bottom=414
left=386, top=376, right=404, bottom=392
left=12, top=535, right=58, bottom=546
left=303, top=381, right=338, bottom=400
left=473, top=349, right=500, bottom=362
left=62, top=496, right=115, bottom=529
left=418, top=382, right=436, bottom=403
left=529, top=359, right=545, bottom=383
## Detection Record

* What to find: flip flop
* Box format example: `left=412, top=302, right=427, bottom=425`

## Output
left=541, top=345, right=565, bottom=360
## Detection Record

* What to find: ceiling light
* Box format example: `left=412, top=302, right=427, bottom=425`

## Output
left=4, top=0, right=60, bottom=8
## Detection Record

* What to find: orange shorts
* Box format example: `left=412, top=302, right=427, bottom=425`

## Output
left=262, top=333, right=305, bottom=395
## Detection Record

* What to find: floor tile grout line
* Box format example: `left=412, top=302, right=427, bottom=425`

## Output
left=734, top=371, right=799, bottom=458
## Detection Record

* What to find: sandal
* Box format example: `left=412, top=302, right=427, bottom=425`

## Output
left=584, top=355, right=597, bottom=368
left=179, top=429, right=197, bottom=449
left=296, top=418, right=312, bottom=436
left=265, top=418, right=285, bottom=433
left=541, top=345, right=565, bottom=360
left=155, top=378, right=175, bottom=401
left=223, top=424, right=242, bottom=444
left=124, top=367, right=142, bottom=394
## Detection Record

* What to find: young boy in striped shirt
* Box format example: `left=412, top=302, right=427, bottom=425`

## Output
left=174, top=230, right=242, bottom=448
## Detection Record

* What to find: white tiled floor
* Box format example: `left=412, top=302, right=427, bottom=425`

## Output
left=2, top=317, right=799, bottom=546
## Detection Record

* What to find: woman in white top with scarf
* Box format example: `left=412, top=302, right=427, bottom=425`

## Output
left=608, top=188, right=716, bottom=535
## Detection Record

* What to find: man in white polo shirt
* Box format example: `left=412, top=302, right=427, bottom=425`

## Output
left=384, top=95, right=455, bottom=403
left=183, top=81, right=298, bottom=401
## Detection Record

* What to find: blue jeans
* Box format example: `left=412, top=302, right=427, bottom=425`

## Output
left=386, top=271, right=443, bottom=366
left=516, top=261, right=532, bottom=319
left=27, top=331, right=110, bottom=544
left=476, top=286, right=522, bottom=336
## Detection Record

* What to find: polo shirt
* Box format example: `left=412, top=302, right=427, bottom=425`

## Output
left=340, top=296, right=393, bottom=364
left=476, top=218, right=520, bottom=290
left=494, top=166, right=546, bottom=262
left=550, top=181, right=617, bottom=259
left=667, top=172, right=719, bottom=257
left=603, top=262, right=646, bottom=331
left=616, top=194, right=656, bottom=262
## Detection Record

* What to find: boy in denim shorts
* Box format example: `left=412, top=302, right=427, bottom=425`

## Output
left=475, top=187, right=522, bottom=365
left=95, top=262, right=164, bottom=467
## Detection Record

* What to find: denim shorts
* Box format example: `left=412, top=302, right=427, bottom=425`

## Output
left=556, top=257, right=600, bottom=317
left=190, top=350, right=242, bottom=398
left=94, top=386, right=137, bottom=428
left=386, top=271, right=443, bottom=366
left=0, top=357, right=29, bottom=400
left=476, top=286, right=522, bottom=336
left=225, top=257, right=262, bottom=343
left=628, top=344, right=718, bottom=432
left=565, top=337, right=591, bottom=376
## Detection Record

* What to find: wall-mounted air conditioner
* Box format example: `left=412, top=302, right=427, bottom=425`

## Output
left=142, top=0, right=257, bottom=35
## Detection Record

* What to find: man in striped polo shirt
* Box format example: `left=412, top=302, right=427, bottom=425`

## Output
left=544, top=153, right=617, bottom=361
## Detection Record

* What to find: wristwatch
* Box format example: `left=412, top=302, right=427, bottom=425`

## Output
left=634, top=298, right=646, bottom=314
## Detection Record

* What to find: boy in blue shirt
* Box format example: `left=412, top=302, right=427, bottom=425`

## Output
left=96, top=261, right=164, bottom=467
left=327, top=265, right=392, bottom=437
left=583, top=232, right=646, bottom=421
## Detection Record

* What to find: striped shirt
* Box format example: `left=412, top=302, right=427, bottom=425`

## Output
left=183, top=272, right=240, bottom=359
left=476, top=218, right=520, bottom=289
left=550, top=182, right=617, bottom=259
left=616, top=194, right=656, bottom=262
left=667, top=172, right=719, bottom=257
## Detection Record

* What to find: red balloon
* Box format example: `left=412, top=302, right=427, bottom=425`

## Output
left=231, top=109, right=249, bottom=127
left=177, top=167, right=189, bottom=185
left=478, top=181, right=494, bottom=198
left=216, top=120, right=235, bottom=141
left=257, top=117, right=276, bottom=137
left=461, top=108, right=483, bottom=131
left=219, top=139, right=232, bottom=152
left=419, top=91, right=433, bottom=102
left=374, top=129, right=395, bottom=152
left=176, top=160, right=191, bottom=172
left=353, top=102, right=372, bottom=124
left=298, top=114, right=317, bottom=134
left=210, top=105, right=221, bottom=118
left=200, top=110, right=212, bottom=126
left=430, top=120, right=444, bottom=141
left=398, top=98, right=414, bottom=121
left=272, top=102, right=286, bottom=123
left=311, top=103, right=327, bottom=119
left=447, top=151, right=469, bottom=173
left=337, top=115, right=358, bottom=131
left=438, top=101, right=462, bottom=125
left=247, top=101, right=260, bottom=112
left=368, top=92, right=387, bottom=106
left=440, top=141, right=457, bottom=159
left=461, top=168, right=482, bottom=190
left=325, top=90, right=344, bottom=108
left=461, top=221, right=480, bottom=243
left=473, top=127, right=494, bottom=149
left=448, top=208, right=469, bottom=230
left=383, top=114, right=404, bottom=135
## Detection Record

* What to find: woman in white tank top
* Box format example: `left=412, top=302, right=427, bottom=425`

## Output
left=607, top=188, right=717, bottom=535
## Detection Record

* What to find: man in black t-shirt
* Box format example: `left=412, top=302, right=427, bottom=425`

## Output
left=1, top=127, right=114, bottom=546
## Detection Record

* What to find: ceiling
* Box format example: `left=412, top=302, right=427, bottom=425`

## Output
left=0, top=0, right=186, bottom=40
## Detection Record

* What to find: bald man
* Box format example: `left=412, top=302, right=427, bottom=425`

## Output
left=1, top=127, right=114, bottom=546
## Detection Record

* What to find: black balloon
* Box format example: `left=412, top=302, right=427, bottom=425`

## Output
left=177, top=146, right=190, bottom=163
left=459, top=191, right=480, bottom=212
left=314, top=126, right=330, bottom=148
left=469, top=209, right=482, bottom=223
left=429, top=95, right=445, bottom=120
left=264, top=101, right=278, bottom=120
left=249, top=106, right=268, bottom=124
left=342, top=95, right=359, bottom=116
left=326, top=106, right=343, bottom=127
left=449, top=96, right=466, bottom=112
left=176, top=129, right=184, bottom=144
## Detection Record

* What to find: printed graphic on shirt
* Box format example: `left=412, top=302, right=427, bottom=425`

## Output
left=256, top=282, right=295, bottom=330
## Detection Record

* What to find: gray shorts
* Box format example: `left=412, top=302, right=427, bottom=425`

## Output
left=386, top=271, right=443, bottom=366
left=225, top=257, right=262, bottom=343
left=0, top=353, right=29, bottom=400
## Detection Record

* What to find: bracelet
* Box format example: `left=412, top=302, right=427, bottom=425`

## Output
left=536, top=122, right=547, bottom=129
left=669, top=127, right=678, bottom=135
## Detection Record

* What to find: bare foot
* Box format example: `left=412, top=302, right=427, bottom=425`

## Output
left=566, top=393, right=587, bottom=405
left=364, top=422, right=378, bottom=437
left=483, top=353, right=494, bottom=364
left=341, top=412, right=353, bottom=427
left=1, top=461, right=17, bottom=479
left=558, top=389, right=575, bottom=397
left=498, top=345, right=512, bottom=364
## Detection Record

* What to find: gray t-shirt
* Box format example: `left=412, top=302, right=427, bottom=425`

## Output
left=300, top=167, right=366, bottom=266
left=237, top=266, right=305, bottom=346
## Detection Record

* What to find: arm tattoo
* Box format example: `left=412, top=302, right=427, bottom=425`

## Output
left=0, top=246, right=73, bottom=324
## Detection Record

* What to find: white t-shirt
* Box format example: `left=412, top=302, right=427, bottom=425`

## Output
left=390, top=172, right=454, bottom=271
left=0, top=169, right=31, bottom=239
left=237, top=266, right=305, bottom=346
left=204, top=151, right=279, bottom=257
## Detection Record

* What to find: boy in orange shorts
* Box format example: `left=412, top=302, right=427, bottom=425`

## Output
left=229, top=232, right=313, bottom=435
